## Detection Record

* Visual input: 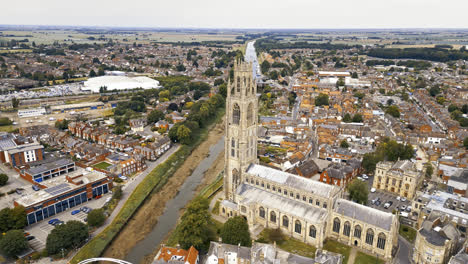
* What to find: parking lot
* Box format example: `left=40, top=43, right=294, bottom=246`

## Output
left=24, top=193, right=111, bottom=252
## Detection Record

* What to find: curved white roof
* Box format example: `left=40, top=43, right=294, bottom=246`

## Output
left=82, top=76, right=161, bottom=93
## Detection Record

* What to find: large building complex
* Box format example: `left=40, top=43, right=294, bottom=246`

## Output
left=373, top=160, right=423, bottom=199
left=219, top=62, right=399, bottom=260
left=0, top=132, right=44, bottom=166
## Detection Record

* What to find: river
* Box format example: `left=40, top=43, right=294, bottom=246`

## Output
left=124, top=137, right=224, bottom=263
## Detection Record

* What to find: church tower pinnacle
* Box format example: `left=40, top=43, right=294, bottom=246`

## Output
left=224, top=60, right=258, bottom=201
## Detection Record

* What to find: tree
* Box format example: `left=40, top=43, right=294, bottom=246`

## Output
left=429, top=86, right=440, bottom=97
left=386, top=105, right=400, bottom=118
left=55, top=119, right=70, bottom=130
left=176, top=63, right=186, bottom=72
left=0, top=206, right=27, bottom=233
left=343, top=113, right=352, bottom=123
left=0, top=173, right=8, bottom=186
left=112, top=186, right=123, bottom=200
left=147, top=110, right=164, bottom=124
left=387, top=99, right=394, bottom=106
left=177, top=125, right=192, bottom=145
left=340, top=140, right=350, bottom=149
left=315, top=93, right=329, bottom=106
left=351, top=72, right=358, bottom=78
left=89, top=69, right=97, bottom=77
left=0, top=230, right=28, bottom=257
left=167, top=103, right=178, bottom=112
left=425, top=162, right=434, bottom=179
left=218, top=83, right=227, bottom=98
left=260, top=60, right=271, bottom=74
left=11, top=98, right=20, bottom=108
left=46, top=221, right=88, bottom=255
left=448, top=104, right=458, bottom=112
left=87, top=209, right=106, bottom=227
left=348, top=179, right=368, bottom=204
left=176, top=197, right=211, bottom=250
left=220, top=216, right=252, bottom=247
left=464, top=137, right=468, bottom=149
left=461, top=104, right=468, bottom=114
left=336, top=78, right=345, bottom=88
left=214, top=78, right=224, bottom=86
left=352, top=114, right=363, bottom=123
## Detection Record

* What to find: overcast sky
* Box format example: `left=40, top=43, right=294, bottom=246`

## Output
left=2, top=0, right=468, bottom=29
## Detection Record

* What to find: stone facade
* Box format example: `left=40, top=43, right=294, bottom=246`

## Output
left=373, top=160, right=423, bottom=199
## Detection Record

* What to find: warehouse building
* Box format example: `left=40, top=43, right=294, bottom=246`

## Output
left=50, top=102, right=105, bottom=113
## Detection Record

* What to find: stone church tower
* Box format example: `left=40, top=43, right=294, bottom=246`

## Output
left=224, top=61, right=258, bottom=201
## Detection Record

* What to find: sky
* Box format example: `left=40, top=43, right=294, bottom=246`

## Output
left=2, top=0, right=468, bottom=29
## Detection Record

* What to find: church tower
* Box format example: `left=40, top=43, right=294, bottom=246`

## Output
left=224, top=61, right=258, bottom=201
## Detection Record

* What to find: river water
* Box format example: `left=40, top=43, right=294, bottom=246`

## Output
left=124, top=137, right=224, bottom=263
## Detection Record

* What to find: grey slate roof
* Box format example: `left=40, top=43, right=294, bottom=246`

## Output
left=247, top=164, right=339, bottom=198
left=237, top=184, right=328, bottom=224
left=419, top=228, right=448, bottom=246
left=333, top=199, right=395, bottom=231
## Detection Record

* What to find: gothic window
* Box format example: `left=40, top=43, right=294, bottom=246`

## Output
left=247, top=103, right=253, bottom=125
left=295, top=220, right=302, bottom=234
left=272, top=186, right=276, bottom=191
left=270, top=211, right=276, bottom=223
left=323, top=203, right=327, bottom=209
left=237, top=77, right=240, bottom=93
left=354, top=225, right=362, bottom=238
left=267, top=184, right=270, bottom=189
left=259, top=207, right=265, bottom=218
left=231, top=138, right=236, bottom=147
left=241, top=206, right=246, bottom=213
left=377, top=233, right=386, bottom=250
left=309, top=225, right=317, bottom=238
left=316, top=200, right=320, bottom=206
left=231, top=138, right=235, bottom=157
left=256, top=180, right=259, bottom=186
left=296, top=194, right=300, bottom=199
left=365, top=229, right=374, bottom=245
left=309, top=198, right=313, bottom=204
left=282, top=216, right=289, bottom=228
left=284, top=190, right=288, bottom=195
left=244, top=77, right=247, bottom=96
left=261, top=182, right=264, bottom=187
left=333, top=218, right=341, bottom=233
left=222, top=208, right=225, bottom=214
left=278, top=188, right=281, bottom=193
left=232, top=169, right=239, bottom=186
left=290, top=192, right=294, bottom=197
left=302, top=196, right=306, bottom=201
left=343, top=221, right=351, bottom=237
left=232, top=103, right=240, bottom=125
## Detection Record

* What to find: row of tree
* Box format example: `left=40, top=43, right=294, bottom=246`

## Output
left=367, top=47, right=468, bottom=62
left=362, top=138, right=415, bottom=173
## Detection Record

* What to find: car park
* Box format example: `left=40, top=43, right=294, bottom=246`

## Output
left=71, top=210, right=81, bottom=215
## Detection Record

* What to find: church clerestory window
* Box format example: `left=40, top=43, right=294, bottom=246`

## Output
left=232, top=103, right=240, bottom=125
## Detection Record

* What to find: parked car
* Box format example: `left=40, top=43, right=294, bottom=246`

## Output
left=362, top=174, right=369, bottom=180
left=375, top=200, right=382, bottom=206
left=81, top=206, right=92, bottom=213
left=48, top=219, right=59, bottom=225
left=396, top=196, right=401, bottom=201
left=370, top=188, right=376, bottom=193
left=118, top=175, right=128, bottom=181
left=401, top=205, right=407, bottom=211
left=71, top=210, right=81, bottom=215
left=406, top=206, right=412, bottom=212
left=53, top=221, right=64, bottom=226
left=23, top=232, right=30, bottom=237
left=32, top=185, right=40, bottom=191
left=15, top=189, right=22, bottom=195
left=26, top=236, right=35, bottom=241
left=384, top=201, right=393, bottom=209
left=401, top=197, right=407, bottom=202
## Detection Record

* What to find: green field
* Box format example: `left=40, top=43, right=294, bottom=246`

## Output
left=94, top=162, right=112, bottom=170
left=322, top=240, right=351, bottom=264
left=0, top=48, right=33, bottom=53
left=354, top=251, right=385, bottom=264
left=399, top=224, right=417, bottom=243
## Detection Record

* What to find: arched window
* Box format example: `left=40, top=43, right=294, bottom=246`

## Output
left=333, top=218, right=341, bottom=233
left=259, top=207, right=265, bottom=218
left=270, top=211, right=276, bottom=223
left=232, top=169, right=239, bottom=186
left=231, top=138, right=235, bottom=157
left=244, top=77, right=247, bottom=96
left=354, top=225, right=362, bottom=239
left=377, top=233, right=386, bottom=250
left=282, top=216, right=289, bottom=228
left=222, top=208, right=225, bottom=214
left=343, top=221, right=351, bottom=237
left=232, top=103, right=240, bottom=125
left=236, top=77, right=241, bottom=93
left=365, top=229, right=374, bottom=245
left=309, top=225, right=317, bottom=238
left=247, top=103, right=253, bottom=125
left=295, top=220, right=302, bottom=234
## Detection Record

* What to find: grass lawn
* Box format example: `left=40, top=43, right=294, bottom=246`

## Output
left=94, top=162, right=112, bottom=170
left=323, top=239, right=351, bottom=264
left=0, top=125, right=15, bottom=132
left=399, top=224, right=417, bottom=243
left=354, top=251, right=385, bottom=264
left=258, top=229, right=317, bottom=259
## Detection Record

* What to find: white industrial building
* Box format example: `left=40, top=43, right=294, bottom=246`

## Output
left=82, top=76, right=161, bottom=93
left=17, top=107, right=46, bottom=118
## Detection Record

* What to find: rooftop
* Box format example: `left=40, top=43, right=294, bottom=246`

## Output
left=334, top=199, right=395, bottom=231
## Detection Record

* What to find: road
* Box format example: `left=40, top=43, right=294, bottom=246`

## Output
left=395, top=235, right=413, bottom=264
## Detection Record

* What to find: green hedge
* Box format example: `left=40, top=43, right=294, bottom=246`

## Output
left=71, top=108, right=224, bottom=263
